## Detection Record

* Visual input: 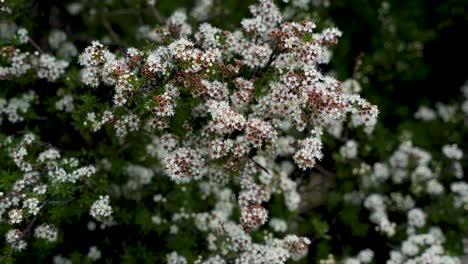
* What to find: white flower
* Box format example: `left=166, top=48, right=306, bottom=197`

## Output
left=357, top=248, right=374, bottom=263
left=167, top=251, right=187, bottom=264
left=340, top=140, right=358, bottom=159
left=442, top=144, right=463, bottom=160
left=34, top=224, right=58, bottom=242
left=23, top=198, right=41, bottom=215
left=8, top=208, right=23, bottom=224
left=408, top=208, right=426, bottom=228
left=269, top=218, right=288, bottom=233
left=17, top=28, right=28, bottom=44
left=293, top=135, right=323, bottom=170
left=87, top=246, right=102, bottom=261
left=414, top=106, right=436, bottom=121
left=90, top=195, right=112, bottom=222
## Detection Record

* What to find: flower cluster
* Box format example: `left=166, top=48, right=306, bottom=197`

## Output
left=344, top=248, right=375, bottom=264
left=293, top=133, right=324, bottom=170
left=239, top=204, right=268, bottom=231
left=0, top=133, right=98, bottom=252
left=337, top=133, right=466, bottom=262
left=0, top=91, right=37, bottom=124
left=163, top=147, right=204, bottom=183
left=387, top=230, right=460, bottom=264
left=90, top=195, right=113, bottom=222
left=364, top=194, right=396, bottom=237
left=5, top=229, right=27, bottom=251
left=71, top=1, right=379, bottom=260
left=331, top=84, right=467, bottom=261
left=34, top=223, right=58, bottom=242
left=0, top=47, right=68, bottom=81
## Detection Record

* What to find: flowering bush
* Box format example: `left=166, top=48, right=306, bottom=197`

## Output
left=0, top=0, right=466, bottom=263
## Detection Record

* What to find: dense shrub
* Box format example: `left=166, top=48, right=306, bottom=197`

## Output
left=0, top=0, right=466, bottom=263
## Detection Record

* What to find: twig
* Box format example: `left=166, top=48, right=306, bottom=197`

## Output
left=101, top=8, right=140, bottom=16
left=102, top=17, right=120, bottom=44
left=46, top=197, right=75, bottom=205
left=149, top=5, right=166, bottom=24
left=248, top=156, right=271, bottom=175
left=352, top=52, right=364, bottom=80
left=28, top=37, right=43, bottom=53
left=314, top=164, right=334, bottom=177
left=22, top=213, right=39, bottom=239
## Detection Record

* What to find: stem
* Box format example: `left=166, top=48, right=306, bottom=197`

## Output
left=248, top=156, right=271, bottom=175
left=102, top=17, right=120, bottom=44
left=28, top=37, right=43, bottom=53
left=46, top=197, right=75, bottom=205
left=315, top=164, right=334, bottom=177
left=352, top=52, right=364, bottom=80
left=22, top=214, right=39, bottom=239
left=149, top=5, right=166, bottom=24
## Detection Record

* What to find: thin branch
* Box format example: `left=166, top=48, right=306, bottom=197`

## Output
left=352, top=52, right=364, bottom=80
left=46, top=197, right=75, bottom=205
left=22, top=213, right=39, bottom=239
left=28, top=37, right=43, bottom=53
left=101, top=8, right=140, bottom=16
left=149, top=5, right=166, bottom=24
left=314, top=164, right=334, bottom=177
left=248, top=156, right=271, bottom=175
left=102, top=17, right=121, bottom=44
